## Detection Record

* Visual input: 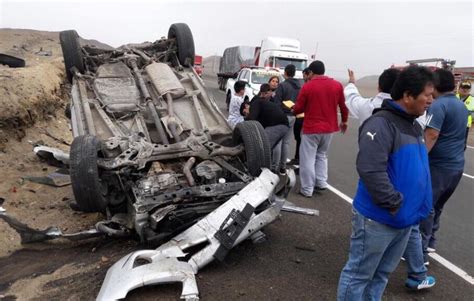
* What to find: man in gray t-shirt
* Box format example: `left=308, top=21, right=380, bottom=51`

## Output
left=420, top=69, right=468, bottom=263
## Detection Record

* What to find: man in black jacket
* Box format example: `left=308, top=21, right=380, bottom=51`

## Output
left=272, top=64, right=301, bottom=173
left=242, top=84, right=289, bottom=171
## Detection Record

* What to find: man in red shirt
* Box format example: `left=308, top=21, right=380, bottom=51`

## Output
left=293, top=60, right=349, bottom=197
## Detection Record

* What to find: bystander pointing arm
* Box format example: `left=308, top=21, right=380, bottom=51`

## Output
left=344, top=83, right=371, bottom=120
left=357, top=117, right=402, bottom=214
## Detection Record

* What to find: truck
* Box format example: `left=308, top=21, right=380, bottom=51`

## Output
left=225, top=67, right=282, bottom=109
left=194, top=54, right=203, bottom=76
left=217, top=46, right=256, bottom=90
left=254, top=37, right=308, bottom=79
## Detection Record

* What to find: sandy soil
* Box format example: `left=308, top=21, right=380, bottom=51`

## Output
left=0, top=29, right=67, bottom=151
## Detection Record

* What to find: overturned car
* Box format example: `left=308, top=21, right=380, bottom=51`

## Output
left=54, top=23, right=297, bottom=299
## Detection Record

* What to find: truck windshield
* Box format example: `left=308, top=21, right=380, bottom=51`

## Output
left=274, top=57, right=307, bottom=71
left=251, top=72, right=282, bottom=84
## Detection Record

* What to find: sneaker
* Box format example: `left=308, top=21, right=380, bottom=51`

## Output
left=297, top=190, right=312, bottom=198
left=314, top=186, right=327, bottom=191
left=405, top=276, right=436, bottom=290
left=279, top=167, right=286, bottom=175
left=401, top=257, right=406, bottom=261
left=427, top=247, right=436, bottom=253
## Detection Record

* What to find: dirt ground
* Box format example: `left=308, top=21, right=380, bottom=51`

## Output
left=0, top=29, right=473, bottom=300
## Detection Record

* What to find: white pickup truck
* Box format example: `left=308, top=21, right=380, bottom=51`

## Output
left=225, top=67, right=282, bottom=109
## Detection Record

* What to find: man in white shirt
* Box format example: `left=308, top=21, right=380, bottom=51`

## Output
left=344, top=68, right=400, bottom=125
left=227, top=81, right=247, bottom=129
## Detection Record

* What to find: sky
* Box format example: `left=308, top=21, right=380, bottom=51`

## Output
left=1, top=0, right=473, bottom=78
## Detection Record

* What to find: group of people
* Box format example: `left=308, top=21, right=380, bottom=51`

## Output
left=227, top=61, right=348, bottom=198
left=227, top=59, right=472, bottom=300
left=338, top=66, right=470, bottom=300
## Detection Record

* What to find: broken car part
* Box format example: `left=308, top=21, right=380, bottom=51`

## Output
left=282, top=201, right=320, bottom=216
left=0, top=53, right=25, bottom=68
left=33, top=145, right=70, bottom=167
left=97, top=169, right=295, bottom=300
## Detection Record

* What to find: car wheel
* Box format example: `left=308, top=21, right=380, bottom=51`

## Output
left=232, top=121, right=271, bottom=176
left=168, top=23, right=195, bottom=67
left=226, top=92, right=231, bottom=111
left=70, top=135, right=109, bottom=213
left=59, top=30, right=85, bottom=83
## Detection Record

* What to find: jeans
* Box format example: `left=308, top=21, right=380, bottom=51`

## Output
left=420, top=165, right=463, bottom=254
left=402, top=224, right=427, bottom=281
left=299, top=133, right=333, bottom=195
left=337, top=210, right=412, bottom=301
left=272, top=116, right=295, bottom=169
left=264, top=124, right=290, bottom=170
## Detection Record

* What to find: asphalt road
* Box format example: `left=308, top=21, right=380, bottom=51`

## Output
left=200, top=75, right=474, bottom=300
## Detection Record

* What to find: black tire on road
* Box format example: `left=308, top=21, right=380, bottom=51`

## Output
left=59, top=30, right=85, bottom=83
left=70, top=135, right=108, bottom=213
left=0, top=53, right=25, bottom=68
left=233, top=121, right=271, bottom=176
left=168, top=23, right=195, bottom=67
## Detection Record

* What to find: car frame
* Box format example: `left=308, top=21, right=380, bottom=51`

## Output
left=59, top=23, right=291, bottom=246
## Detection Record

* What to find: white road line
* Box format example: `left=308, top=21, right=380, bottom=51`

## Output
left=466, top=145, right=474, bottom=149
left=428, top=253, right=474, bottom=285
left=326, top=183, right=474, bottom=285
left=463, top=173, right=474, bottom=179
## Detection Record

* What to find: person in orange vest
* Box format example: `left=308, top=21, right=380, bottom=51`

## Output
left=456, top=80, right=473, bottom=149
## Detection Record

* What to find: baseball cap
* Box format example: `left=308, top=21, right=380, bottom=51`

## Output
left=460, top=81, right=471, bottom=89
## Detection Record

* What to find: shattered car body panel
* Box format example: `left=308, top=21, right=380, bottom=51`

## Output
left=98, top=169, right=295, bottom=301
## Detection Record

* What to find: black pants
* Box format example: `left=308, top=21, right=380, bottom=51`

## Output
left=293, top=117, right=304, bottom=160
left=420, top=165, right=463, bottom=252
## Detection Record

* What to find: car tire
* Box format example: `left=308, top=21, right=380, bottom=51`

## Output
left=0, top=53, right=25, bottom=68
left=59, top=30, right=85, bottom=83
left=70, top=135, right=108, bottom=213
left=168, top=23, right=195, bottom=67
left=233, top=121, right=271, bottom=176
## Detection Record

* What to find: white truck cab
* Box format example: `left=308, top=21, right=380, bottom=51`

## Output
left=256, top=37, right=308, bottom=79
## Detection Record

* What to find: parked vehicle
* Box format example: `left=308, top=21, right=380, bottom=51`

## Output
left=254, top=37, right=308, bottom=79
left=217, top=46, right=256, bottom=90
left=194, top=55, right=203, bottom=76
left=225, top=67, right=282, bottom=109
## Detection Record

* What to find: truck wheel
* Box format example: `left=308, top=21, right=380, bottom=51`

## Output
left=59, top=30, right=85, bottom=83
left=233, top=121, right=271, bottom=176
left=226, top=92, right=231, bottom=111
left=168, top=23, right=195, bottom=67
left=70, top=135, right=108, bottom=213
